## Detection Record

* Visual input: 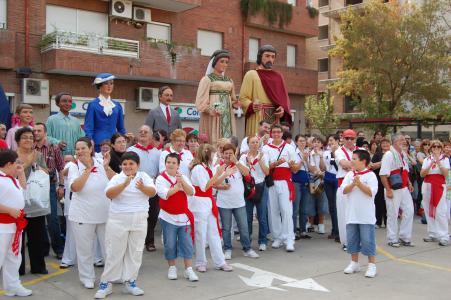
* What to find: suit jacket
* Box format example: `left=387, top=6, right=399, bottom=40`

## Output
left=144, top=105, right=182, bottom=136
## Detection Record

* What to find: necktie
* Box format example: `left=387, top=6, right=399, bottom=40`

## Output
left=166, top=106, right=171, bottom=124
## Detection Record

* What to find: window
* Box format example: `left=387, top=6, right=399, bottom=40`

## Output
left=344, top=95, right=359, bottom=113
left=287, top=0, right=296, bottom=6
left=346, top=0, right=363, bottom=6
left=318, top=25, right=328, bottom=40
left=197, top=30, right=223, bottom=56
left=318, top=58, right=329, bottom=72
left=147, top=22, right=171, bottom=43
left=319, top=0, right=329, bottom=7
left=0, top=0, right=6, bottom=29
left=248, top=38, right=259, bottom=62
left=46, top=5, right=108, bottom=36
left=287, top=45, right=296, bottom=67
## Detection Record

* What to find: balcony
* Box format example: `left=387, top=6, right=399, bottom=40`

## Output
left=244, top=62, right=318, bottom=95
left=41, top=38, right=209, bottom=85
left=319, top=43, right=336, bottom=51
left=136, top=0, right=201, bottom=12
left=0, top=30, right=15, bottom=69
left=40, top=31, right=140, bottom=59
left=245, top=3, right=318, bottom=37
left=321, top=1, right=366, bottom=19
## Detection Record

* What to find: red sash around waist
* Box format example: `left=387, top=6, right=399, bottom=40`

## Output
left=272, top=167, right=295, bottom=202
left=0, top=210, right=28, bottom=256
left=194, top=186, right=222, bottom=237
left=390, top=168, right=409, bottom=188
left=424, top=174, right=446, bottom=219
left=337, top=178, right=344, bottom=187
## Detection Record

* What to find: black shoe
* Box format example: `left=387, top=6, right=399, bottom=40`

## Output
left=335, top=236, right=341, bottom=243
left=56, top=253, right=63, bottom=260
left=295, top=233, right=301, bottom=240
left=31, top=269, right=49, bottom=275
left=300, top=234, right=312, bottom=239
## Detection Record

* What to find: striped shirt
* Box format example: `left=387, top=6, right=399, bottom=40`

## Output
left=34, top=141, right=64, bottom=181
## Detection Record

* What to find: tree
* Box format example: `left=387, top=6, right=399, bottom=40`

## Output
left=329, top=0, right=450, bottom=120
left=304, top=93, right=339, bottom=137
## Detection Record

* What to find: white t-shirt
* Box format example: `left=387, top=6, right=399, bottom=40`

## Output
left=240, top=136, right=273, bottom=154
left=63, top=162, right=76, bottom=216
left=156, top=172, right=194, bottom=225
left=189, top=164, right=213, bottom=213
left=335, top=146, right=356, bottom=179
left=105, top=171, right=154, bottom=213
left=240, top=152, right=266, bottom=184
left=263, top=141, right=299, bottom=172
left=295, top=147, right=309, bottom=171
left=128, top=145, right=161, bottom=179
left=215, top=164, right=245, bottom=209
left=67, top=158, right=110, bottom=223
left=422, top=156, right=450, bottom=175
left=323, top=149, right=338, bottom=175
left=159, top=147, right=193, bottom=177
left=309, top=150, right=322, bottom=169
left=379, top=147, right=410, bottom=177
left=342, top=170, right=378, bottom=224
left=0, top=171, right=24, bottom=233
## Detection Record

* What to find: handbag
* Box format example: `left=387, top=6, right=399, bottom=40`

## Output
left=388, top=169, right=404, bottom=190
left=24, top=166, right=50, bottom=217
left=265, top=144, right=285, bottom=188
left=243, top=174, right=256, bottom=200
left=309, top=174, right=324, bottom=197
left=248, top=182, right=265, bottom=203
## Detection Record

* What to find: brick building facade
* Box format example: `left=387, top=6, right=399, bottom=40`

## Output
left=0, top=0, right=318, bottom=138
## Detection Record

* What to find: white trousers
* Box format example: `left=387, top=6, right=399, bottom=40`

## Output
left=100, top=212, right=147, bottom=283
left=72, top=222, right=106, bottom=285
left=193, top=210, right=225, bottom=268
left=385, top=188, right=414, bottom=243
left=61, top=218, right=77, bottom=265
left=268, top=180, right=294, bottom=243
left=422, top=183, right=449, bottom=241
left=0, top=233, right=22, bottom=291
left=336, top=187, right=347, bottom=246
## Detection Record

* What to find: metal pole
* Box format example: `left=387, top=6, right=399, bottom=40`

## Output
left=417, top=120, right=422, bottom=139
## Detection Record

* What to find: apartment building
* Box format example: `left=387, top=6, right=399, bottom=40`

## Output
left=0, top=0, right=318, bottom=137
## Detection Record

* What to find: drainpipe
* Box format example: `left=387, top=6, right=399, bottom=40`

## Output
left=241, top=16, right=245, bottom=79
left=25, top=0, right=30, bottom=67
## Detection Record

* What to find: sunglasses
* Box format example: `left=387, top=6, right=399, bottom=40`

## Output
left=431, top=145, right=442, bottom=149
left=344, top=137, right=355, bottom=140
left=423, top=144, right=430, bottom=146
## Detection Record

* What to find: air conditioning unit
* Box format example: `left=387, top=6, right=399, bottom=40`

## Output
left=111, top=0, right=133, bottom=19
left=137, top=87, right=158, bottom=110
left=133, top=7, right=152, bottom=23
left=22, top=79, right=50, bottom=104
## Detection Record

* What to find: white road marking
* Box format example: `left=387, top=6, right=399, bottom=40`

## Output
left=231, top=263, right=329, bottom=292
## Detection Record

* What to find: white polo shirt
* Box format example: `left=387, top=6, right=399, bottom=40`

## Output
left=128, top=144, right=161, bottom=178
left=215, top=164, right=245, bottom=209
left=422, top=156, right=450, bottom=175
left=0, top=171, right=24, bottom=233
left=105, top=171, right=154, bottom=213
left=342, top=170, right=378, bottom=224
left=239, top=152, right=266, bottom=184
left=159, top=147, right=193, bottom=177
left=335, top=146, right=356, bottom=179
left=379, top=147, right=410, bottom=177
left=323, top=149, right=338, bottom=175
left=189, top=164, right=213, bottom=213
left=262, top=141, right=299, bottom=171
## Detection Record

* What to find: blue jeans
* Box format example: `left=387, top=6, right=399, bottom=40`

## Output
left=160, top=219, right=193, bottom=260
left=219, top=206, right=251, bottom=251
left=324, top=180, right=339, bottom=236
left=306, top=191, right=329, bottom=216
left=346, top=224, right=376, bottom=256
left=293, top=182, right=309, bottom=233
left=245, top=184, right=269, bottom=245
left=46, top=183, right=64, bottom=255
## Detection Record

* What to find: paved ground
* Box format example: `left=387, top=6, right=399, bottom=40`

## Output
left=2, top=217, right=450, bottom=300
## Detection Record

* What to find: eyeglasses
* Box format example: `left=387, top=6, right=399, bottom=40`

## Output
left=344, top=137, right=355, bottom=140
left=431, top=145, right=442, bottom=149
left=423, top=144, right=430, bottom=146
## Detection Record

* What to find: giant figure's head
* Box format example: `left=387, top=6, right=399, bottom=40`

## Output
left=256, top=45, right=277, bottom=69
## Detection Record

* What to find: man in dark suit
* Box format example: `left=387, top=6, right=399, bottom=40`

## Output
left=144, top=86, right=182, bottom=136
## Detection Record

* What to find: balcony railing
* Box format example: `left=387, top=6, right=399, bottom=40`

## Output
left=0, top=22, right=6, bottom=29
left=40, top=31, right=139, bottom=59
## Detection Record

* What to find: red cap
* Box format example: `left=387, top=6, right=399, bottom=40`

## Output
left=342, top=129, right=356, bottom=138
left=0, top=139, right=8, bottom=150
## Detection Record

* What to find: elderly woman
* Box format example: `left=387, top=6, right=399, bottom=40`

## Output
left=159, top=129, right=193, bottom=177
left=67, top=137, right=115, bottom=289
left=196, top=50, right=240, bottom=144
left=15, top=127, right=49, bottom=276
left=84, top=73, right=127, bottom=152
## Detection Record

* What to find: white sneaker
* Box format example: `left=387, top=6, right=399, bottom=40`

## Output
left=318, top=224, right=325, bottom=234
left=184, top=267, right=199, bottom=282
left=83, top=281, right=95, bottom=289
left=344, top=261, right=360, bottom=274
left=244, top=249, right=259, bottom=258
left=224, top=250, right=232, bottom=260
left=5, top=285, right=32, bottom=297
left=94, top=282, right=112, bottom=299
left=167, top=266, right=178, bottom=280
left=259, top=244, right=267, bottom=251
left=272, top=239, right=283, bottom=249
left=286, top=242, right=295, bottom=252
left=365, top=263, right=377, bottom=278
left=123, top=280, right=144, bottom=296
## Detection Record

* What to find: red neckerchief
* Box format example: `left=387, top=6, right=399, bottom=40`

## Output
left=429, top=155, right=445, bottom=169
left=341, top=145, right=355, bottom=161
left=160, top=171, right=176, bottom=187
left=247, top=153, right=260, bottom=171
left=157, top=143, right=163, bottom=150
left=0, top=173, right=20, bottom=189
left=353, top=169, right=372, bottom=176
left=220, top=161, right=236, bottom=178
left=267, top=141, right=286, bottom=152
left=202, top=163, right=213, bottom=178
left=134, top=143, right=153, bottom=152
left=168, top=148, right=184, bottom=161
left=76, top=161, right=97, bottom=173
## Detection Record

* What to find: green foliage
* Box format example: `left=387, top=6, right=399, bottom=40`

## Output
left=305, top=93, right=339, bottom=136
left=306, top=5, right=319, bottom=18
left=329, top=0, right=450, bottom=121
left=240, top=0, right=293, bottom=28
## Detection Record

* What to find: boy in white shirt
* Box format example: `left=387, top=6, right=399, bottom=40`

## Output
left=342, top=150, right=378, bottom=278
left=0, top=150, right=32, bottom=296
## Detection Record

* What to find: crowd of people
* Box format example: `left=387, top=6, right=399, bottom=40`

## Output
left=0, top=69, right=450, bottom=298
